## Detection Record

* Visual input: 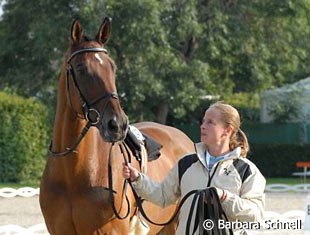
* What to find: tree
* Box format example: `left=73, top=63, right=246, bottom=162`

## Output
left=0, top=0, right=309, bottom=124
left=104, top=0, right=215, bottom=123
left=195, top=0, right=310, bottom=92
left=0, top=0, right=89, bottom=99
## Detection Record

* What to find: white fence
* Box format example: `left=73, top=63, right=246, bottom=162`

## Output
left=0, top=185, right=309, bottom=234
left=0, top=224, right=48, bottom=235
left=0, top=187, right=39, bottom=198
left=0, top=184, right=309, bottom=197
left=0, top=187, right=46, bottom=234
left=265, top=184, right=310, bottom=192
left=0, top=210, right=306, bottom=235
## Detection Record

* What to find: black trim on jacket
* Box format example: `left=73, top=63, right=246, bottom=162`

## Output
left=178, top=154, right=199, bottom=183
left=233, top=158, right=252, bottom=183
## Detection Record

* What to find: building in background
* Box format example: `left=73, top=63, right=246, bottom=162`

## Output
left=260, top=77, right=310, bottom=123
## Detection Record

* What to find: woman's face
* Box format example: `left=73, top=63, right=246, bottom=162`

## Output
left=200, top=107, right=229, bottom=146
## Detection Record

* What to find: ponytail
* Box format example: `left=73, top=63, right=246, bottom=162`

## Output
left=229, top=129, right=249, bottom=157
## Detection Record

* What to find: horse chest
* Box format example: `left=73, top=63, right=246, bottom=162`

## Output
left=41, top=185, right=122, bottom=234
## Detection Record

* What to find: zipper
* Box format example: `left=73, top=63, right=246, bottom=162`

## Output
left=207, top=162, right=220, bottom=187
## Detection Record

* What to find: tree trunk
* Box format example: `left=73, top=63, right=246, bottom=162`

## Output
left=155, top=103, right=169, bottom=124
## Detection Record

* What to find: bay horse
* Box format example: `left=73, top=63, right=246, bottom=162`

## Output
left=39, top=18, right=195, bottom=235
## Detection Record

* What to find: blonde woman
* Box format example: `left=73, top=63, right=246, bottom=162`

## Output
left=123, top=102, right=265, bottom=234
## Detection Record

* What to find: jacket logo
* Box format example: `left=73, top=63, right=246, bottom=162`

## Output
left=223, top=168, right=231, bottom=176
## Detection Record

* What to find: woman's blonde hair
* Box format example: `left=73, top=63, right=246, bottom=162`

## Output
left=209, top=101, right=249, bottom=157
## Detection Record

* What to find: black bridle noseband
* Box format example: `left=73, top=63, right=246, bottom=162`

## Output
left=49, top=47, right=119, bottom=156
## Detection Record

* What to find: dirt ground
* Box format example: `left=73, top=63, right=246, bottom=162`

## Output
left=0, top=192, right=309, bottom=234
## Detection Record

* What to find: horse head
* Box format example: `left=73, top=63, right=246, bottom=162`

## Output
left=66, top=18, right=128, bottom=142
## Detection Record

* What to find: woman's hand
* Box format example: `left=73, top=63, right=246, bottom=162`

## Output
left=122, top=163, right=140, bottom=182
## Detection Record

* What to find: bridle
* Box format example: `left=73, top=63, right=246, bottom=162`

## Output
left=48, top=47, right=132, bottom=220
left=67, top=47, right=119, bottom=124
left=49, top=47, right=119, bottom=157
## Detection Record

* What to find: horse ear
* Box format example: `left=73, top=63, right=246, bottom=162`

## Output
left=96, top=17, right=111, bottom=45
left=71, top=19, right=84, bottom=44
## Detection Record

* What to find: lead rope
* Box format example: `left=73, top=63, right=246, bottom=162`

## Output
left=126, top=154, right=233, bottom=235
left=129, top=184, right=233, bottom=234
left=108, top=143, right=131, bottom=220
left=128, top=181, right=198, bottom=226
left=123, top=143, right=197, bottom=226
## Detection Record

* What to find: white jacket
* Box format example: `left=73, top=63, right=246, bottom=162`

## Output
left=132, top=143, right=266, bottom=234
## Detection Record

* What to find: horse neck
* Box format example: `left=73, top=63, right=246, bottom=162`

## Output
left=51, top=72, right=112, bottom=183
left=52, top=72, right=86, bottom=151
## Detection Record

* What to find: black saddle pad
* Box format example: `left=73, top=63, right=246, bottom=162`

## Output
left=124, top=129, right=162, bottom=161
left=142, top=133, right=162, bottom=161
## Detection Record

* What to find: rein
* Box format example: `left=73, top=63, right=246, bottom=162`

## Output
left=116, top=146, right=233, bottom=235
left=48, top=47, right=131, bottom=222
left=49, top=47, right=118, bottom=157
left=107, top=143, right=132, bottom=220
left=185, top=188, right=233, bottom=235
left=129, top=179, right=233, bottom=235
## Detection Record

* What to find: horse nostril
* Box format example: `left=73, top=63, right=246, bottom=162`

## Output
left=108, top=118, right=119, bottom=132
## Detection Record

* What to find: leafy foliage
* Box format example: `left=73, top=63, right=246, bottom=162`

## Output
left=266, top=89, right=302, bottom=122
left=0, top=0, right=309, bottom=184
left=267, top=103, right=299, bottom=123
left=0, top=0, right=87, bottom=100
left=0, top=0, right=309, bottom=125
left=0, top=91, right=50, bottom=183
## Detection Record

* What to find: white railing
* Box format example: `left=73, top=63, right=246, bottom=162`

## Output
left=0, top=184, right=309, bottom=198
left=0, top=186, right=308, bottom=234
left=0, top=210, right=306, bottom=234
left=265, top=210, right=304, bottom=220
left=0, top=187, right=39, bottom=198
left=0, top=223, right=48, bottom=235
left=265, top=184, right=310, bottom=192
left=247, top=210, right=307, bottom=235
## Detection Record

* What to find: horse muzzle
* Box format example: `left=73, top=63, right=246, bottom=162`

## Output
left=100, top=115, right=128, bottom=143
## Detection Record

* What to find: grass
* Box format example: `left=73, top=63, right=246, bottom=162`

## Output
left=0, top=182, right=40, bottom=188
left=266, top=177, right=306, bottom=185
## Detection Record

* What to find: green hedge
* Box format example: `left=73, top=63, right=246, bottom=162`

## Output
left=249, top=144, right=310, bottom=177
left=0, top=92, right=50, bottom=183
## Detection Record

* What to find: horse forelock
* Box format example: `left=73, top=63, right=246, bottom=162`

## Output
left=66, top=39, right=117, bottom=73
left=84, top=35, right=91, bottom=41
